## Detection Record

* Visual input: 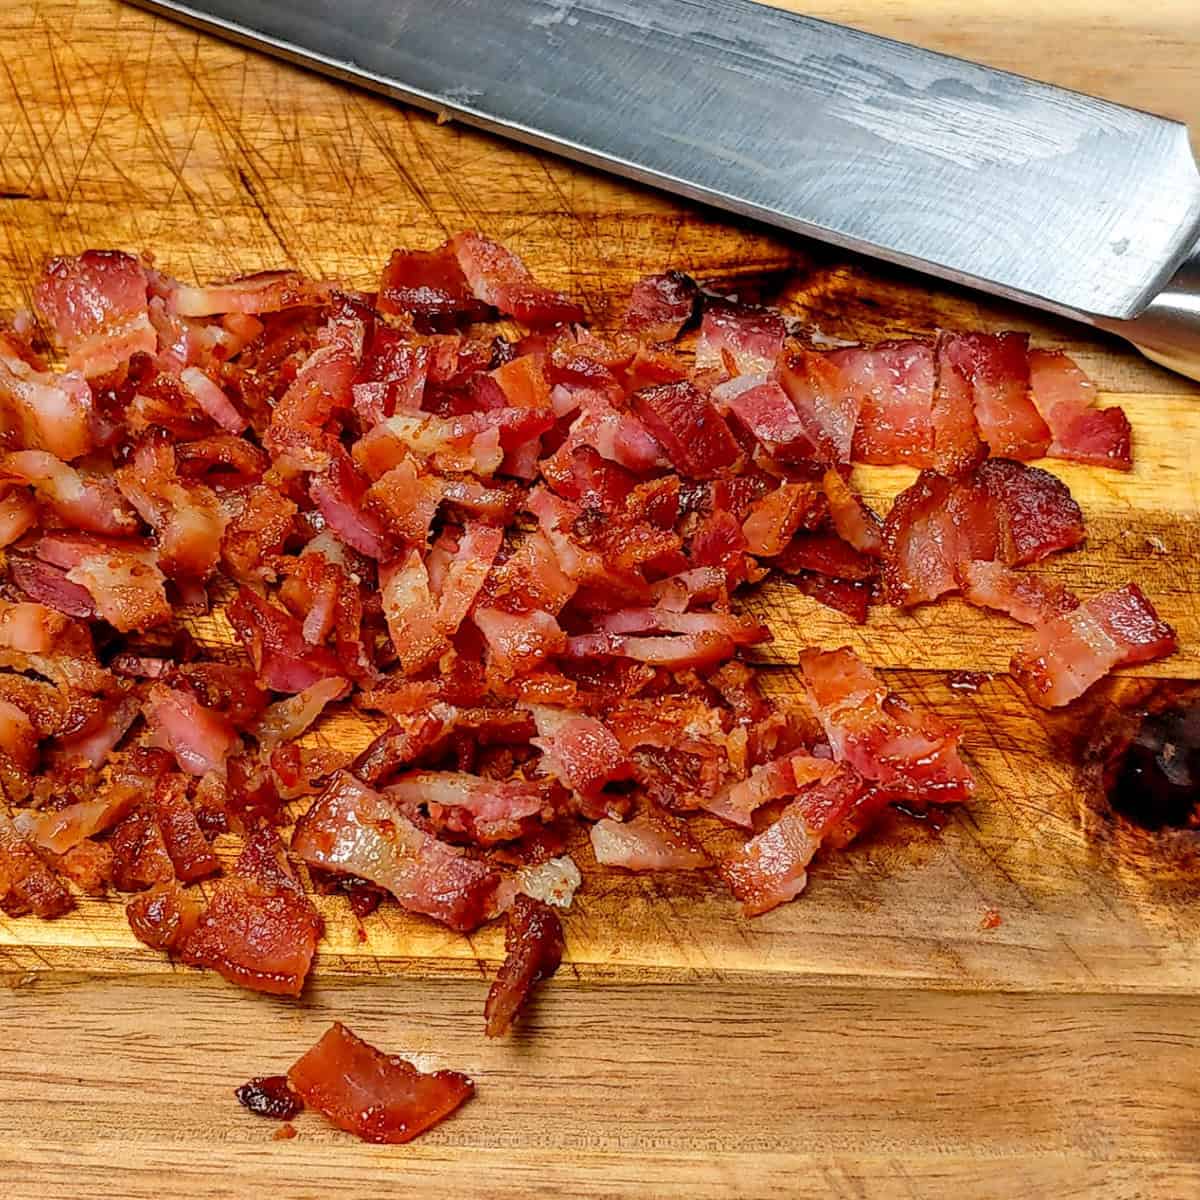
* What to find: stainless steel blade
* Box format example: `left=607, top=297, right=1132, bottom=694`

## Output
left=128, top=0, right=1200, bottom=367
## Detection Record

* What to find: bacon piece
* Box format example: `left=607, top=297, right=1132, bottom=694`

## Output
left=365, top=457, right=443, bottom=544
left=254, top=677, right=350, bottom=751
left=181, top=831, right=321, bottom=995
left=700, top=751, right=838, bottom=828
left=621, top=271, right=697, bottom=342
left=821, top=468, right=882, bottom=556
left=288, top=1022, right=474, bottom=1144
left=528, top=705, right=633, bottom=801
left=777, top=532, right=878, bottom=581
left=741, top=482, right=823, bottom=557
left=0, top=599, right=68, bottom=654
left=715, top=376, right=814, bottom=460
left=940, top=332, right=1050, bottom=460
left=633, top=381, right=740, bottom=478
left=34, top=251, right=155, bottom=377
left=179, top=366, right=247, bottom=434
left=590, top=806, right=711, bottom=870
left=387, top=771, right=553, bottom=845
left=14, top=771, right=143, bottom=855
left=49, top=690, right=142, bottom=769
left=310, top=447, right=395, bottom=560
left=798, top=647, right=973, bottom=804
left=377, top=245, right=493, bottom=326
left=695, top=301, right=786, bottom=377
left=0, top=813, right=73, bottom=918
left=474, top=606, right=566, bottom=675
left=1011, top=583, right=1177, bottom=708
left=115, top=438, right=226, bottom=579
left=451, top=232, right=584, bottom=327
left=957, top=560, right=1079, bottom=625
left=779, top=347, right=860, bottom=463
left=2, top=450, right=139, bottom=536
left=432, top=523, right=504, bottom=635
left=0, top=354, right=94, bottom=460
left=380, top=550, right=450, bottom=675
left=126, top=882, right=203, bottom=953
left=484, top=894, right=564, bottom=1037
left=220, top=484, right=298, bottom=583
left=171, top=271, right=319, bottom=318
left=235, top=1075, right=305, bottom=1121
left=0, top=487, right=37, bottom=547
left=227, top=587, right=345, bottom=693
left=1028, top=349, right=1132, bottom=470
left=291, top=772, right=499, bottom=931
left=930, top=333, right=987, bottom=474
left=719, top=765, right=865, bottom=916
left=512, top=855, right=582, bottom=910
left=838, top=341, right=936, bottom=466
left=353, top=327, right=430, bottom=425
left=143, top=685, right=240, bottom=777
left=38, top=532, right=170, bottom=632
left=9, top=556, right=96, bottom=619
left=975, top=458, right=1086, bottom=565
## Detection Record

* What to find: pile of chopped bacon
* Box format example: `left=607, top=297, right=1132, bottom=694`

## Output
left=0, top=238, right=1177, bottom=1139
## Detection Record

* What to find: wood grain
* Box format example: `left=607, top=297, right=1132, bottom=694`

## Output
left=1, top=1, right=1199, bottom=1197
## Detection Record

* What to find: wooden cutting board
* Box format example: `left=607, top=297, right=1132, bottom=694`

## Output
left=1, top=2, right=1198, bottom=1196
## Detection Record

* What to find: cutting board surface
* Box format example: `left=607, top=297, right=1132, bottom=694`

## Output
left=1, top=2, right=1199, bottom=1197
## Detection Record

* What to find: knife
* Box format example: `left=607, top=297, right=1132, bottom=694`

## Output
left=127, top=0, right=1200, bottom=380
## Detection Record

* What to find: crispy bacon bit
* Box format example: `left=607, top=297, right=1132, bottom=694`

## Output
left=957, top=560, right=1079, bottom=626
left=695, top=300, right=786, bottom=377
left=37, top=532, right=170, bottom=631
left=622, top=271, right=697, bottom=342
left=236, top=1075, right=305, bottom=1121
left=484, top=894, right=564, bottom=1037
left=701, top=752, right=838, bottom=828
left=181, top=831, right=322, bottom=995
left=591, top=805, right=711, bottom=870
left=779, top=348, right=860, bottom=463
left=0, top=813, right=73, bottom=918
left=172, top=271, right=318, bottom=318
left=378, top=245, right=492, bottom=326
left=288, top=1022, right=474, bottom=1144
left=34, top=251, right=155, bottom=378
left=451, top=233, right=584, bottom=328
left=228, top=587, right=344, bottom=693
left=254, top=677, right=350, bottom=751
left=742, top=483, right=823, bottom=557
left=719, top=765, right=865, bottom=916
left=292, top=773, right=499, bottom=931
left=839, top=340, right=936, bottom=466
left=143, top=685, right=240, bottom=777
left=1028, top=349, right=1132, bottom=469
left=1011, top=583, right=1177, bottom=708
left=633, top=381, right=740, bottom=477
left=529, top=705, right=633, bottom=801
left=126, top=882, right=202, bottom=952
left=387, top=771, right=553, bottom=845
left=2, top=450, right=139, bottom=536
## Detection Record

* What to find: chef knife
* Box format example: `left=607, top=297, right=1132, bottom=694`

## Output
left=127, top=0, right=1200, bottom=379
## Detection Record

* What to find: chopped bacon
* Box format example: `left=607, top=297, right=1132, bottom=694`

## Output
left=695, top=300, right=786, bottom=377
left=798, top=647, right=973, bottom=804
left=742, top=482, right=823, bottom=557
left=181, top=831, right=321, bottom=995
left=484, top=894, right=564, bottom=1037
left=451, top=232, right=584, bottom=327
left=957, top=560, right=1079, bottom=625
left=2, top=450, right=139, bottom=536
left=0, top=354, right=94, bottom=460
left=227, top=587, right=345, bottom=693
left=179, top=366, right=247, bottom=434
left=221, top=485, right=298, bottom=583
left=1028, top=349, right=1132, bottom=470
left=779, top=347, right=860, bottom=463
left=34, top=251, right=155, bottom=378
left=0, top=813, right=73, bottom=917
left=288, top=1022, right=474, bottom=1144
left=0, top=487, right=37, bottom=547
left=633, top=382, right=740, bottom=477
left=475, top=606, right=566, bottom=675
left=143, top=685, right=240, bottom=777
left=590, top=805, right=711, bottom=870
left=940, top=332, right=1050, bottom=460
left=719, top=765, right=865, bottom=916
left=9, top=556, right=96, bottom=619
left=433, top=524, right=504, bottom=635
left=291, top=773, right=499, bottom=931
left=930, top=333, right=986, bottom=474
left=715, top=376, right=814, bottom=460
left=378, top=245, right=493, bottom=326
left=528, top=705, right=633, bottom=801
left=622, top=271, right=697, bottom=342
left=14, top=770, right=143, bottom=854
left=381, top=550, right=450, bottom=676
left=777, top=532, right=878, bottom=581
left=50, top=690, right=142, bottom=769
left=235, top=1075, right=305, bottom=1121
left=0, top=599, right=68, bottom=654
left=254, top=677, right=350, bottom=751
left=700, top=751, right=838, bottom=828
left=838, top=341, right=936, bottom=466
left=1011, top=583, right=1177, bottom=707
left=387, top=771, right=554, bottom=845
left=310, top=447, right=395, bottom=560
left=821, top=469, right=882, bottom=557
left=171, top=271, right=319, bottom=318
left=126, top=882, right=203, bottom=953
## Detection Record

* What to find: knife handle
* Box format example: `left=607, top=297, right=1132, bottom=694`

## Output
left=1096, top=240, right=1200, bottom=381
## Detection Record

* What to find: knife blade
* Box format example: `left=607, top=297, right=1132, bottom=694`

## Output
left=127, top=0, right=1200, bottom=378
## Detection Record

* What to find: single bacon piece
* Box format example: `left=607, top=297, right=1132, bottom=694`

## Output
left=839, top=340, right=936, bottom=466
left=776, top=532, right=878, bottom=582
left=220, top=484, right=298, bottom=584
left=621, top=271, right=697, bottom=342
left=181, top=831, right=322, bottom=996
left=821, top=468, right=882, bottom=557
left=365, top=457, right=444, bottom=545
left=432, top=523, right=504, bottom=635
left=528, top=705, right=633, bottom=801
left=380, top=550, right=450, bottom=676
left=126, top=882, right=202, bottom=953
left=377, top=245, right=493, bottom=326
left=484, top=894, right=565, bottom=1037
left=779, top=347, right=860, bottom=463
left=288, top=1022, right=474, bottom=1144
left=254, top=677, right=350, bottom=751
left=387, top=771, right=553, bottom=845
left=695, top=300, right=786, bottom=377
left=1011, top=583, right=1177, bottom=708
left=715, top=376, right=814, bottom=461
left=930, top=333, right=987, bottom=474
left=37, top=532, right=171, bottom=632
left=957, top=560, right=1079, bottom=626
left=49, top=690, right=142, bottom=769
left=632, top=381, right=740, bottom=477
left=700, top=751, right=838, bottom=828
left=2, top=450, right=139, bottom=536
left=8, top=556, right=96, bottom=619
left=798, top=646, right=973, bottom=804
left=719, top=764, right=865, bottom=916
left=179, top=366, right=247, bottom=434
left=451, top=232, right=584, bottom=327
left=474, top=606, right=567, bottom=675
left=0, top=599, right=68, bottom=654
left=34, top=250, right=156, bottom=377
left=171, top=270, right=319, bottom=318
left=0, top=813, right=73, bottom=918
left=14, top=769, right=143, bottom=854
left=227, top=587, right=345, bottom=693
left=310, top=447, right=395, bottom=561
left=940, top=332, right=1050, bottom=460
left=143, top=685, right=241, bottom=777
left=1028, top=349, right=1132, bottom=470
left=741, top=482, right=823, bottom=557
left=0, top=354, right=94, bottom=460
left=590, top=805, right=711, bottom=870
left=291, top=772, right=500, bottom=931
